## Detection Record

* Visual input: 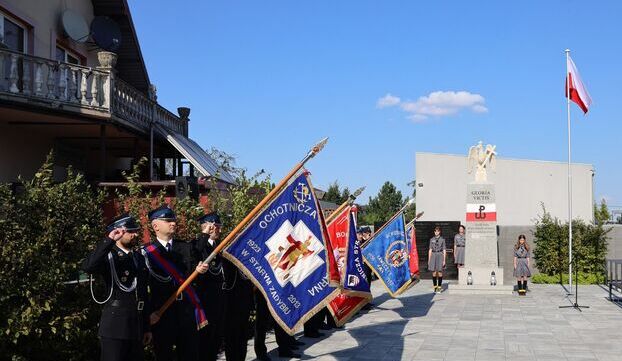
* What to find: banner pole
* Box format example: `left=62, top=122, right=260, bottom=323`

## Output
left=566, top=49, right=577, bottom=295
left=152, top=137, right=329, bottom=324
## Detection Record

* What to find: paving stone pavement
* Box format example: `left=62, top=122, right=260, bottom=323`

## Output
left=220, top=280, right=622, bottom=361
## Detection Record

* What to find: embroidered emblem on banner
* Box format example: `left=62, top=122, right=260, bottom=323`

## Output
left=385, top=240, right=408, bottom=267
left=293, top=182, right=311, bottom=204
left=266, top=220, right=325, bottom=287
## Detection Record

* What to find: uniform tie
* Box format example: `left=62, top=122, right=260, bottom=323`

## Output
left=166, top=242, right=172, bottom=253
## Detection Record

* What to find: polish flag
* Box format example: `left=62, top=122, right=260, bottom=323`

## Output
left=566, top=55, right=592, bottom=114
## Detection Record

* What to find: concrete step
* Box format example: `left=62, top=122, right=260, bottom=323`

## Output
left=448, top=284, right=514, bottom=295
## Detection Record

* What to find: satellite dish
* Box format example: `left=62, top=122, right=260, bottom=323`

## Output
left=91, top=16, right=122, bottom=52
left=61, top=10, right=89, bottom=43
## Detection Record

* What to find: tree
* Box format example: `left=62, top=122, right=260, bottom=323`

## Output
left=404, top=179, right=417, bottom=222
left=0, top=153, right=104, bottom=360
left=359, top=181, right=404, bottom=228
left=594, top=199, right=611, bottom=225
left=322, top=181, right=351, bottom=205
left=205, top=148, right=272, bottom=237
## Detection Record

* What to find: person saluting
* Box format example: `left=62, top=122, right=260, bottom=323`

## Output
left=83, top=214, right=151, bottom=361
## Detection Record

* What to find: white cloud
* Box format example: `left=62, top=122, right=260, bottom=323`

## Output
left=471, top=104, right=489, bottom=113
left=378, top=90, right=487, bottom=121
left=376, top=93, right=401, bottom=108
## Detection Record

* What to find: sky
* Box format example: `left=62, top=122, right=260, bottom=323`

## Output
left=129, top=0, right=622, bottom=207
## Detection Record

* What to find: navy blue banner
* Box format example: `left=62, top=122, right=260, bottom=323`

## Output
left=362, top=213, right=412, bottom=296
left=343, top=211, right=371, bottom=294
left=223, top=173, right=339, bottom=334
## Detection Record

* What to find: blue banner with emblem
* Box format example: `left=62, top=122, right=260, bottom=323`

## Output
left=362, top=212, right=412, bottom=297
left=223, top=172, right=339, bottom=335
left=343, top=210, right=371, bottom=294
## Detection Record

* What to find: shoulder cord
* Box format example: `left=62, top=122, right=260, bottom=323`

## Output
left=109, top=252, right=137, bottom=293
left=89, top=255, right=113, bottom=305
left=208, top=261, right=224, bottom=276
left=89, top=252, right=137, bottom=304
left=141, top=248, right=172, bottom=283
left=221, top=268, right=237, bottom=291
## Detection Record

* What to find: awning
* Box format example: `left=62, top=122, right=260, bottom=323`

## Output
left=154, top=124, right=237, bottom=185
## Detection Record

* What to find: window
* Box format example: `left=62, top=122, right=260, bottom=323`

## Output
left=0, top=13, right=26, bottom=52
left=55, top=46, right=81, bottom=65
left=1, top=12, right=27, bottom=92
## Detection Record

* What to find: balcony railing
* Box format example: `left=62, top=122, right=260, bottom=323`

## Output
left=0, top=48, right=187, bottom=135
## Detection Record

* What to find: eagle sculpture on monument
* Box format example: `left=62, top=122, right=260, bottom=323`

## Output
left=467, top=141, right=497, bottom=183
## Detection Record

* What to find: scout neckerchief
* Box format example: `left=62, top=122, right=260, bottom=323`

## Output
left=143, top=243, right=208, bottom=330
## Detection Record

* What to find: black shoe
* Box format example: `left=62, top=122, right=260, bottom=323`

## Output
left=319, top=323, right=331, bottom=330
left=278, top=350, right=302, bottom=359
left=303, top=331, right=323, bottom=338
left=293, top=340, right=305, bottom=346
left=289, top=344, right=299, bottom=350
left=256, top=354, right=272, bottom=361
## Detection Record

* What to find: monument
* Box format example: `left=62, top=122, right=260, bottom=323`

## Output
left=450, top=141, right=513, bottom=294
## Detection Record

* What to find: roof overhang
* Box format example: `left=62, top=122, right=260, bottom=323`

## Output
left=154, top=124, right=236, bottom=185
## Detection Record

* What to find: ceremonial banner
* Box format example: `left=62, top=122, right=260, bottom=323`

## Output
left=362, top=213, right=412, bottom=297
left=327, top=207, right=372, bottom=326
left=405, top=223, right=420, bottom=277
left=223, top=173, right=339, bottom=334
left=342, top=210, right=371, bottom=294
left=327, top=293, right=369, bottom=327
left=325, top=206, right=369, bottom=293
left=326, top=206, right=349, bottom=283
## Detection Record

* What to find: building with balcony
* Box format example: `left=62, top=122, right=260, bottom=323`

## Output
left=0, top=0, right=234, bottom=188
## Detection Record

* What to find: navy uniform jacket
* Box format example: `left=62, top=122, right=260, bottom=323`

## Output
left=143, top=239, right=203, bottom=316
left=83, top=237, right=150, bottom=340
left=194, top=233, right=229, bottom=329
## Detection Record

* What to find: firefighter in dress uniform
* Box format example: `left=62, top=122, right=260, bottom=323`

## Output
left=143, top=206, right=208, bottom=361
left=195, top=212, right=229, bottom=360
left=83, top=214, right=151, bottom=361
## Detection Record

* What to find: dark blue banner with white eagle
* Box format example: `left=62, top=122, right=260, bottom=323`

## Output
left=223, top=172, right=339, bottom=334
left=362, top=213, right=412, bottom=297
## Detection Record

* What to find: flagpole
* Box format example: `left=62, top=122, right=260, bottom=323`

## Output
left=324, top=186, right=365, bottom=224
left=361, top=197, right=416, bottom=248
left=566, top=49, right=577, bottom=295
left=151, top=137, right=329, bottom=324
left=405, top=212, right=425, bottom=229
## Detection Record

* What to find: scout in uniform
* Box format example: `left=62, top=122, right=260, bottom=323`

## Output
left=142, top=205, right=208, bottom=361
left=83, top=214, right=150, bottom=361
left=513, top=234, right=531, bottom=296
left=453, top=225, right=466, bottom=268
left=427, top=226, right=446, bottom=293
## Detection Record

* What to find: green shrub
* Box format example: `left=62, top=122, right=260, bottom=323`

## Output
left=533, top=205, right=610, bottom=281
left=0, top=153, right=103, bottom=360
left=532, top=272, right=605, bottom=285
